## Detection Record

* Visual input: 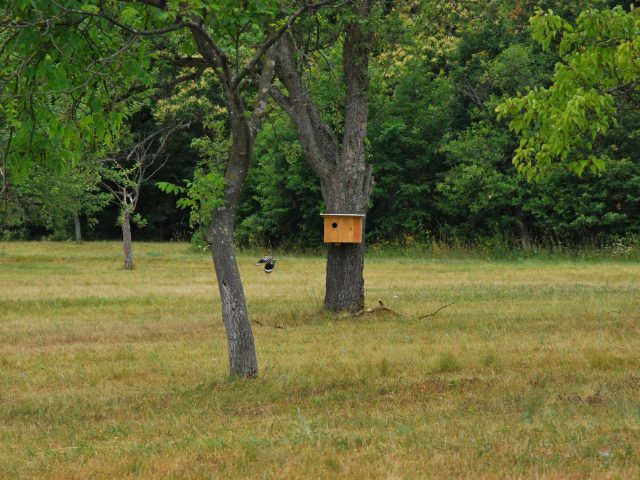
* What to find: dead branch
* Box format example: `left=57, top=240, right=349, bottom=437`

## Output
left=252, top=319, right=286, bottom=329
left=418, top=302, right=456, bottom=319
left=352, top=300, right=402, bottom=317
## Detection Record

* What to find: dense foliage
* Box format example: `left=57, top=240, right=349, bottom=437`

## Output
left=2, top=0, right=638, bottom=248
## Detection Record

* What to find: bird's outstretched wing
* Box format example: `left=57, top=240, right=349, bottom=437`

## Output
left=256, top=255, right=274, bottom=266
left=256, top=255, right=276, bottom=273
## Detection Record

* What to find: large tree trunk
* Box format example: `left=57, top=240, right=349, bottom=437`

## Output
left=272, top=1, right=373, bottom=312
left=121, top=211, right=134, bottom=270
left=323, top=183, right=373, bottom=312
left=325, top=243, right=366, bottom=311
left=324, top=13, right=373, bottom=312
left=322, top=173, right=371, bottom=313
left=73, top=213, right=82, bottom=243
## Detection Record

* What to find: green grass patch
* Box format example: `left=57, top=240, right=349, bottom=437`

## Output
left=432, top=352, right=462, bottom=373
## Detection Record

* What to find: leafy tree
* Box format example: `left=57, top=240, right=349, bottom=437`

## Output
left=2, top=0, right=335, bottom=378
left=436, top=121, right=531, bottom=246
left=101, top=126, right=182, bottom=269
left=0, top=162, right=109, bottom=240
left=236, top=115, right=323, bottom=249
left=526, top=159, right=640, bottom=244
left=271, top=0, right=377, bottom=312
left=496, top=5, right=640, bottom=178
left=435, top=0, right=640, bottom=247
left=368, top=67, right=457, bottom=242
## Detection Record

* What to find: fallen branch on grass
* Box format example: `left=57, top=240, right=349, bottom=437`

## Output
left=352, top=300, right=403, bottom=317
left=252, top=319, right=286, bottom=329
left=417, top=301, right=456, bottom=319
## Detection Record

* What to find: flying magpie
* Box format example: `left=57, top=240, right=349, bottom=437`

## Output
left=256, top=255, right=276, bottom=273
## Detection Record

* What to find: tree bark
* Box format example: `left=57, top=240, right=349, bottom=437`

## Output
left=517, top=207, right=531, bottom=249
left=272, top=1, right=373, bottom=312
left=325, top=243, right=366, bottom=310
left=209, top=214, right=257, bottom=378
left=206, top=108, right=258, bottom=378
left=73, top=213, right=82, bottom=243
left=121, top=211, right=134, bottom=270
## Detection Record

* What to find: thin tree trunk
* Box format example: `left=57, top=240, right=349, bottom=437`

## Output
left=209, top=216, right=257, bottom=378
left=122, top=211, right=134, bottom=270
left=189, top=24, right=276, bottom=377
left=517, top=208, right=531, bottom=249
left=206, top=113, right=258, bottom=378
left=519, top=221, right=531, bottom=250
left=73, top=213, right=82, bottom=243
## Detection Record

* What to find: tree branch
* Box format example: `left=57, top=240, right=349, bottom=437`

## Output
left=341, top=0, right=372, bottom=167
left=232, top=0, right=340, bottom=90
left=249, top=48, right=276, bottom=140
left=187, top=21, right=231, bottom=76
left=269, top=84, right=293, bottom=115
left=51, top=1, right=189, bottom=37
left=112, top=67, right=205, bottom=104
left=417, top=302, right=456, bottom=319
left=351, top=300, right=403, bottom=317
left=272, top=32, right=340, bottom=179
left=168, top=56, right=208, bottom=68
left=252, top=319, right=286, bottom=329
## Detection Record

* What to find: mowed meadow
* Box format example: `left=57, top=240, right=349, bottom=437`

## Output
left=1, top=242, right=640, bottom=479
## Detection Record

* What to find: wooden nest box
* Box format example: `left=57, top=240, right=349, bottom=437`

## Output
left=321, top=213, right=365, bottom=245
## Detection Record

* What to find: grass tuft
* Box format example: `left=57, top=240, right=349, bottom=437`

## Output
left=589, top=352, right=626, bottom=371
left=431, top=352, right=462, bottom=373
left=481, top=351, right=501, bottom=369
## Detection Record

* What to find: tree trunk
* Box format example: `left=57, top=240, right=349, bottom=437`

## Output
left=319, top=170, right=373, bottom=314
left=188, top=26, right=277, bottom=379
left=121, top=211, right=134, bottom=270
left=517, top=208, right=531, bottom=250
left=322, top=174, right=371, bottom=312
left=519, top=221, right=531, bottom=250
left=272, top=2, right=373, bottom=313
left=209, top=215, right=257, bottom=378
left=325, top=243, right=366, bottom=311
left=206, top=112, right=258, bottom=378
left=73, top=213, right=82, bottom=243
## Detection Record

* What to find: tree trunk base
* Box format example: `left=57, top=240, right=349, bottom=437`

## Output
left=73, top=213, right=82, bottom=243
left=324, top=243, right=365, bottom=313
left=122, top=212, right=134, bottom=270
left=210, top=237, right=258, bottom=379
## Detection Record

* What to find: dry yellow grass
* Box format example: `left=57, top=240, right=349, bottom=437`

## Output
left=1, top=241, right=639, bottom=479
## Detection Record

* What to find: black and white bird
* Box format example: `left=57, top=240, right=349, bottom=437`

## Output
left=256, top=255, right=276, bottom=274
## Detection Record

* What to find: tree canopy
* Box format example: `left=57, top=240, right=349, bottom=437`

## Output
left=496, top=5, right=640, bottom=178
left=2, top=1, right=639, bottom=250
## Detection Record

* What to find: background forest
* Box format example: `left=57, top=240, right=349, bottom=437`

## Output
left=2, top=0, right=639, bottom=250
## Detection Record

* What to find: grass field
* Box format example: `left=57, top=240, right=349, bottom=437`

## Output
left=1, top=241, right=639, bottom=479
